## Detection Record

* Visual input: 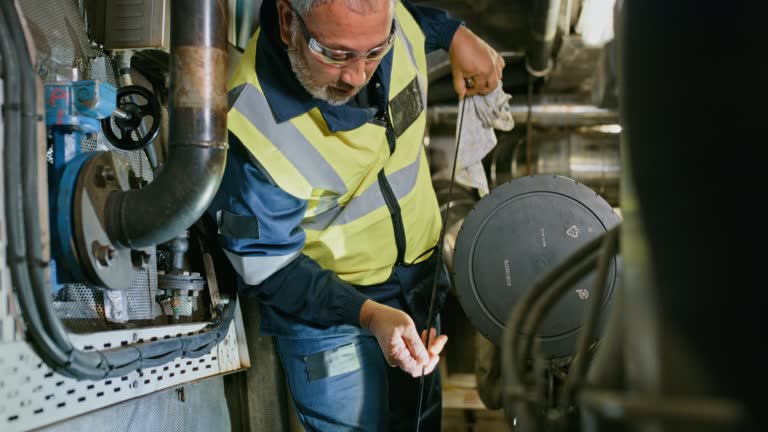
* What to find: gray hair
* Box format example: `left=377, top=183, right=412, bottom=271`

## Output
left=289, top=0, right=396, bottom=15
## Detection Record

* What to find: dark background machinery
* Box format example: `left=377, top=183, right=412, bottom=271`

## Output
left=419, top=1, right=758, bottom=432
left=1, top=1, right=763, bottom=432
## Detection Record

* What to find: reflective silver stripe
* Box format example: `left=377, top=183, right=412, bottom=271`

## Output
left=387, top=149, right=422, bottom=201
left=395, top=22, right=428, bottom=109
left=311, top=195, right=340, bottom=216
left=229, top=83, right=348, bottom=195
left=302, top=195, right=341, bottom=230
left=330, top=183, right=385, bottom=226
left=224, top=249, right=301, bottom=285
left=302, top=202, right=347, bottom=231
left=302, top=150, right=423, bottom=230
left=228, top=84, right=247, bottom=111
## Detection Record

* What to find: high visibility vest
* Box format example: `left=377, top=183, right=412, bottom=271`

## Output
left=227, top=3, right=441, bottom=286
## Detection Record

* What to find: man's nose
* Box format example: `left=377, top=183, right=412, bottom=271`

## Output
left=340, top=58, right=367, bottom=88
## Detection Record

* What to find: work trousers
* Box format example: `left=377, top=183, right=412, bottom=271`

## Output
left=275, top=325, right=442, bottom=431
left=263, top=252, right=449, bottom=431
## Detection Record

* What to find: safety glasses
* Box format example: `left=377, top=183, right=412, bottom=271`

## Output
left=292, top=7, right=396, bottom=67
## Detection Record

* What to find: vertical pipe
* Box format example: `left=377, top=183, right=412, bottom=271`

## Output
left=106, top=0, right=228, bottom=249
left=527, top=0, right=562, bottom=76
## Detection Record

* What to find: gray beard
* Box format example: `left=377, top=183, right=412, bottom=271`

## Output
left=286, top=36, right=367, bottom=106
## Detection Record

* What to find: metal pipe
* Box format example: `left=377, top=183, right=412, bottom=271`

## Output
left=527, top=0, right=562, bottom=76
left=511, top=131, right=621, bottom=205
left=106, top=0, right=228, bottom=249
left=428, top=103, right=618, bottom=127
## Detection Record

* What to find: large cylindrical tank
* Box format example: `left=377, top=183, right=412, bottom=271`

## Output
left=432, top=179, right=478, bottom=276
left=492, top=130, right=621, bottom=206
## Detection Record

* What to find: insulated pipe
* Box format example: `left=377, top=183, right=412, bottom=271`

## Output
left=106, top=0, right=228, bottom=249
left=527, top=0, right=562, bottom=76
left=428, top=103, right=618, bottom=127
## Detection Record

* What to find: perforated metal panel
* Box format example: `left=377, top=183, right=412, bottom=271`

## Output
left=37, top=375, right=231, bottom=432
left=54, top=247, right=159, bottom=328
left=20, top=0, right=109, bottom=82
left=0, top=320, right=245, bottom=432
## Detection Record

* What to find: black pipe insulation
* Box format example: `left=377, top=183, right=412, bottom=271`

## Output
left=527, top=0, right=562, bottom=76
left=560, top=229, right=620, bottom=407
left=1, top=0, right=236, bottom=381
left=1, top=0, right=75, bottom=370
left=106, top=0, right=229, bottom=249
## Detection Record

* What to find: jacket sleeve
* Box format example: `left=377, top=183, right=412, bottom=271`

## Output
left=401, top=0, right=464, bottom=53
left=207, top=134, right=368, bottom=327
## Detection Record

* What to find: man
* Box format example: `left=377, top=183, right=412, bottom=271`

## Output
left=212, top=0, right=503, bottom=429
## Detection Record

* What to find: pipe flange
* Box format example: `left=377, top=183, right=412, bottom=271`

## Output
left=72, top=152, right=143, bottom=290
left=157, top=271, right=206, bottom=296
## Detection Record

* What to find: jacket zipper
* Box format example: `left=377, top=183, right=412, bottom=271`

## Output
left=375, top=110, right=406, bottom=265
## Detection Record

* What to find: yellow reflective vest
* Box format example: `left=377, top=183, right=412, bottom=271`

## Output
left=227, top=3, right=441, bottom=286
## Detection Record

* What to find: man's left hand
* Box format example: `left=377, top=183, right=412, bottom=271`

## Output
left=448, top=26, right=505, bottom=98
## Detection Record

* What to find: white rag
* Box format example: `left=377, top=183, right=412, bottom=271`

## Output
left=454, top=83, right=515, bottom=196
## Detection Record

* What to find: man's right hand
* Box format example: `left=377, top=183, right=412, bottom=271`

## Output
left=359, top=300, right=448, bottom=377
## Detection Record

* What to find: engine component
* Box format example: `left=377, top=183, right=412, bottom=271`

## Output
left=432, top=179, right=478, bottom=275
left=45, top=80, right=117, bottom=132
left=45, top=80, right=117, bottom=179
left=157, top=232, right=206, bottom=319
left=101, top=85, right=162, bottom=151
left=492, top=130, right=621, bottom=205
left=453, top=175, right=620, bottom=358
left=71, top=151, right=146, bottom=290
left=45, top=80, right=118, bottom=289
left=2, top=0, right=240, bottom=392
left=530, top=131, right=620, bottom=205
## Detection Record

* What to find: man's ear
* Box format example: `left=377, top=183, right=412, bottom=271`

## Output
left=277, top=0, right=294, bottom=46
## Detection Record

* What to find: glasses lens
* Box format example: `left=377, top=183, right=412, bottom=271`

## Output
left=307, top=21, right=395, bottom=66
left=365, top=44, right=390, bottom=62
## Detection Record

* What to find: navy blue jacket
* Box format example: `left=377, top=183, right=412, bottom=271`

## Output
left=208, top=0, right=460, bottom=332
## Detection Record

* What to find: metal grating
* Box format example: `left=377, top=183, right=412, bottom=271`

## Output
left=0, top=320, right=245, bottom=432
left=19, top=0, right=110, bottom=83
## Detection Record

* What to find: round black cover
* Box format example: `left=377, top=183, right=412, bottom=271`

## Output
left=453, top=175, right=621, bottom=358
